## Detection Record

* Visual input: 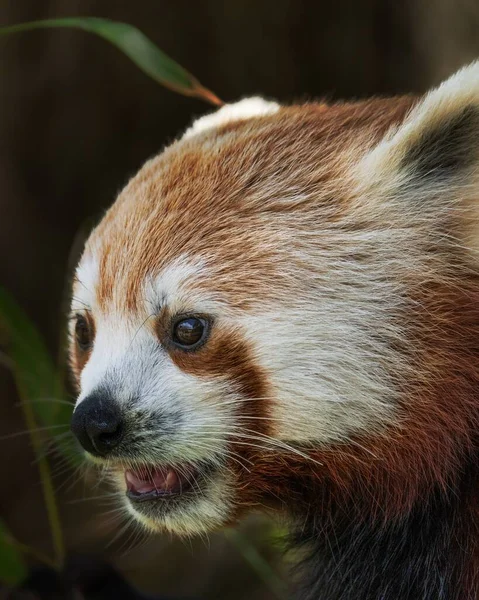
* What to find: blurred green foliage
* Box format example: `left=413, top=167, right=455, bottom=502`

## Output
left=0, top=520, right=28, bottom=586
left=0, top=287, right=71, bottom=580
left=0, top=288, right=70, bottom=438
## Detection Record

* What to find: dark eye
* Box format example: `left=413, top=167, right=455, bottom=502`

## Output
left=172, top=317, right=207, bottom=349
left=75, top=314, right=92, bottom=351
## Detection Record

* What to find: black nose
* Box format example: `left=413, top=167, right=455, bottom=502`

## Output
left=71, top=393, right=123, bottom=456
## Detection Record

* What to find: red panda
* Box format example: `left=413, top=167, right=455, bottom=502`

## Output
left=70, top=65, right=479, bottom=600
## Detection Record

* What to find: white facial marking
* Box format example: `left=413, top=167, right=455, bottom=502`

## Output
left=120, top=469, right=235, bottom=536
left=72, top=252, right=99, bottom=311
left=237, top=230, right=412, bottom=444
left=143, top=255, right=209, bottom=315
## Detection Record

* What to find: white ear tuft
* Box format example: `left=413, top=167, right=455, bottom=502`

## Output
left=183, top=97, right=280, bottom=139
left=359, top=61, right=479, bottom=192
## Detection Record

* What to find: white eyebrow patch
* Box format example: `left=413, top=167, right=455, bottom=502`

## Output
left=143, top=255, right=210, bottom=315
left=183, top=97, right=280, bottom=140
left=72, top=253, right=99, bottom=311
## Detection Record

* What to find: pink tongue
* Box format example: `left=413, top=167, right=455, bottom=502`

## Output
left=125, top=467, right=179, bottom=494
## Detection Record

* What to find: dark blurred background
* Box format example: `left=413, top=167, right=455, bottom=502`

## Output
left=2, top=1, right=479, bottom=598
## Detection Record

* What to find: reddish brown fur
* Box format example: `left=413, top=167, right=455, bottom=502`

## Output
left=92, top=96, right=417, bottom=314
left=170, top=327, right=271, bottom=437
left=153, top=306, right=269, bottom=415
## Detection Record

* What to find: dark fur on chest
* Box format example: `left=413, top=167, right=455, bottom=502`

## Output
left=293, top=454, right=478, bottom=600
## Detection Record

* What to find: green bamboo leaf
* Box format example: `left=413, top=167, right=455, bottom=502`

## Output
left=0, top=287, right=66, bottom=425
left=0, top=17, right=222, bottom=105
left=0, top=287, right=80, bottom=466
left=0, top=521, right=27, bottom=587
left=0, top=289, right=67, bottom=567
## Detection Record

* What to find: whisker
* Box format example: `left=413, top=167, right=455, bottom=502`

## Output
left=190, top=428, right=324, bottom=467
left=127, top=313, right=155, bottom=351
left=0, top=424, right=70, bottom=441
left=106, top=515, right=136, bottom=550
left=15, top=397, right=75, bottom=408
left=71, top=293, right=91, bottom=307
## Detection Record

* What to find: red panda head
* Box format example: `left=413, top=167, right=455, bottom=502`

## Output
left=70, top=68, right=479, bottom=535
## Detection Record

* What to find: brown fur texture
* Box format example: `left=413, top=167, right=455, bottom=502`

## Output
left=93, top=97, right=416, bottom=313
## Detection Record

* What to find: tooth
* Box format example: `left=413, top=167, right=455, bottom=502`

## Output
left=165, top=469, right=178, bottom=489
left=138, top=483, right=155, bottom=493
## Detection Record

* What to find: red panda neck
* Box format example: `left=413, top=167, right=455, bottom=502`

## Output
left=293, top=450, right=478, bottom=600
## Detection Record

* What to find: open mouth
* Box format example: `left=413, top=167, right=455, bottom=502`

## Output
left=125, top=464, right=200, bottom=502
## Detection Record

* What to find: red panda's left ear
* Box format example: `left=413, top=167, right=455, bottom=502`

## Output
left=359, top=62, right=479, bottom=196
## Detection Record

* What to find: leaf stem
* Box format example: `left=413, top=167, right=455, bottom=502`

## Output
left=14, top=375, right=64, bottom=570
left=3, top=534, right=58, bottom=571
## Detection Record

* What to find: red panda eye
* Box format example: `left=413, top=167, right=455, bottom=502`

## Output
left=172, top=317, right=207, bottom=349
left=75, top=314, right=92, bottom=351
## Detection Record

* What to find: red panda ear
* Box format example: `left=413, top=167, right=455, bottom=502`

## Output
left=359, top=62, right=479, bottom=194
left=358, top=62, right=479, bottom=256
left=183, top=97, right=279, bottom=139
